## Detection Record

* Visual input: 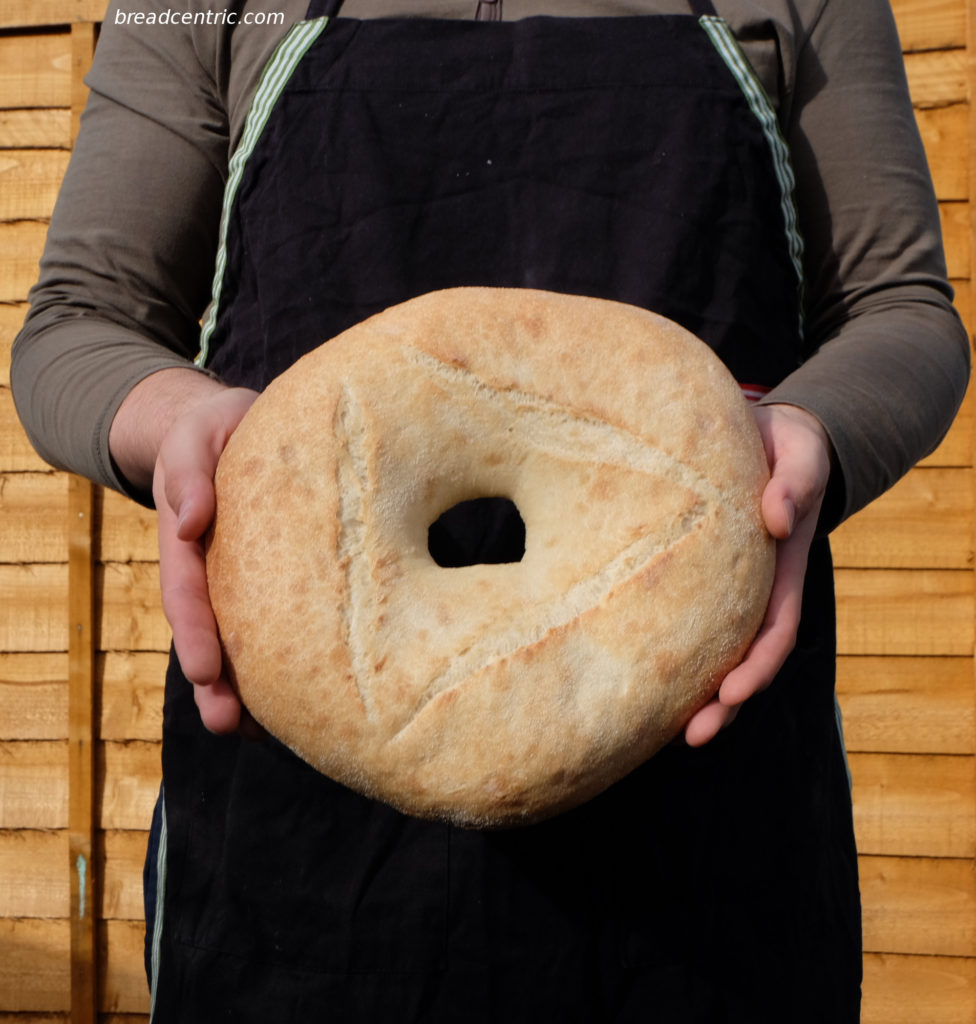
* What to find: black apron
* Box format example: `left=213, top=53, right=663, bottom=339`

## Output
left=149, top=4, right=861, bottom=1020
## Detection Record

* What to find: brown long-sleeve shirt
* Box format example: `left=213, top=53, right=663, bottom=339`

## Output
left=11, top=0, right=970, bottom=522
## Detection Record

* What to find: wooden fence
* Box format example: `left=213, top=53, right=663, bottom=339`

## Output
left=0, top=0, right=974, bottom=1020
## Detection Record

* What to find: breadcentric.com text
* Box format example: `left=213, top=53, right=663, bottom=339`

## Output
left=114, top=8, right=287, bottom=25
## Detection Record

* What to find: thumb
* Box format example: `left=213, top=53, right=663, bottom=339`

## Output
left=754, top=403, right=833, bottom=541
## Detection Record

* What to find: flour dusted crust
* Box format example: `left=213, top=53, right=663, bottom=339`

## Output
left=206, top=288, right=775, bottom=827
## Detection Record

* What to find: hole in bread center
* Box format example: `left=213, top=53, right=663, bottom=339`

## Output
left=427, top=497, right=526, bottom=567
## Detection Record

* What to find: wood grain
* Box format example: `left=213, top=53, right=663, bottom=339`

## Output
left=0, top=221, right=48, bottom=304
left=0, top=563, right=68, bottom=654
left=67, top=474, right=96, bottom=1024
left=891, top=0, right=966, bottom=52
left=0, top=150, right=69, bottom=221
left=837, top=655, right=975, bottom=755
left=0, top=1, right=107, bottom=29
left=835, top=568, right=974, bottom=656
left=0, top=651, right=164, bottom=742
left=862, top=952, right=976, bottom=1024
left=0, top=473, right=68, bottom=564
left=860, top=855, right=976, bottom=958
left=0, top=829, right=67, bottom=918
left=0, top=303, right=28, bottom=386
left=0, top=109, right=71, bottom=150
left=0, top=741, right=159, bottom=831
left=850, top=752, right=975, bottom=858
left=97, top=563, right=168, bottom=654
left=831, top=467, right=973, bottom=570
left=97, top=490, right=158, bottom=564
left=918, top=104, right=968, bottom=199
left=905, top=48, right=967, bottom=107
left=0, top=653, right=67, bottom=740
left=0, top=919, right=68, bottom=1012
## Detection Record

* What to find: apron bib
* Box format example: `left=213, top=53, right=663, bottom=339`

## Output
left=150, top=5, right=861, bottom=1020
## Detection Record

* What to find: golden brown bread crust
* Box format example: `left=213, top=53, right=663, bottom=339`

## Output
left=206, top=288, right=775, bottom=827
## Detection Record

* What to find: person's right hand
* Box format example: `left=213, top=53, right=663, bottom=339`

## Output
left=152, top=386, right=259, bottom=732
left=109, top=368, right=258, bottom=733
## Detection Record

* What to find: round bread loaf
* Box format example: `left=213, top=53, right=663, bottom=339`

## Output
left=206, top=288, right=774, bottom=827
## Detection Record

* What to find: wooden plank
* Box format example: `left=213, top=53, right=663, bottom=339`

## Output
left=98, top=563, right=168, bottom=653
left=0, top=108, right=71, bottom=149
left=0, top=220, right=48, bottom=304
left=918, top=104, right=968, bottom=200
left=835, top=568, right=974, bottom=656
left=101, top=829, right=149, bottom=921
left=0, top=1016, right=68, bottom=1023
left=0, top=32, right=71, bottom=110
left=0, top=828, right=68, bottom=918
left=1, top=651, right=164, bottom=741
left=0, top=149, right=69, bottom=222
left=949, top=275, right=971, bottom=328
left=0, top=302, right=28, bottom=387
left=0, top=741, right=67, bottom=828
left=100, top=651, right=165, bottom=742
left=1, top=386, right=58, bottom=472
left=100, top=919, right=149, bottom=1015
left=0, top=471, right=68, bottom=563
left=831, top=467, right=973, bottom=570
left=98, top=488, right=158, bottom=563
left=922, top=378, right=973, bottom=468
left=905, top=48, right=967, bottom=108
left=0, top=652, right=66, bottom=740
left=68, top=474, right=96, bottom=1024
left=837, top=655, right=974, bottom=755
left=98, top=742, right=160, bottom=832
left=0, top=741, right=159, bottom=830
left=863, top=952, right=976, bottom=1024
left=850, top=752, right=975, bottom=858
left=0, top=0, right=108, bottom=29
left=0, top=563, right=68, bottom=654
left=941, top=200, right=970, bottom=279
left=891, top=0, right=966, bottom=53
left=860, top=854, right=976, bottom=958
left=70, top=21, right=95, bottom=142
left=0, top=918, right=69, bottom=1011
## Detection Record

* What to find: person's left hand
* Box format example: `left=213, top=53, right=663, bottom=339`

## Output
left=682, top=402, right=835, bottom=747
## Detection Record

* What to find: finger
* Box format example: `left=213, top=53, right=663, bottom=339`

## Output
left=718, top=505, right=815, bottom=708
left=760, top=476, right=796, bottom=541
left=156, top=485, right=224, bottom=686
left=193, top=675, right=243, bottom=734
left=683, top=697, right=739, bottom=748
left=754, top=404, right=832, bottom=540
left=158, top=387, right=258, bottom=540
left=157, top=483, right=243, bottom=732
left=158, top=430, right=219, bottom=543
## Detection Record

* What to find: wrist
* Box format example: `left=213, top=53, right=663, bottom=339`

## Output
left=109, top=366, right=229, bottom=494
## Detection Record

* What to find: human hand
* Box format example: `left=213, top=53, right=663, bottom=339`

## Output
left=109, top=366, right=260, bottom=733
left=151, top=385, right=260, bottom=733
left=682, top=402, right=834, bottom=747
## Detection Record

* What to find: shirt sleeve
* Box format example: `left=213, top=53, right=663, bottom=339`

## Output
left=10, top=1, right=246, bottom=499
left=11, top=0, right=970, bottom=523
left=758, top=0, right=970, bottom=528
